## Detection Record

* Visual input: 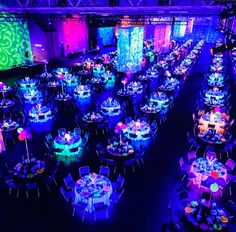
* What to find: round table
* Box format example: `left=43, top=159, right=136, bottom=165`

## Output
left=19, top=79, right=37, bottom=90
left=101, top=98, right=121, bottom=116
left=13, top=158, right=46, bottom=180
left=127, top=81, right=143, bottom=94
left=63, top=75, right=78, bottom=87
left=83, top=112, right=104, bottom=124
left=23, top=90, right=42, bottom=102
left=53, top=132, right=81, bottom=156
left=117, top=89, right=134, bottom=97
left=150, top=92, right=169, bottom=105
left=74, top=85, right=91, bottom=98
left=199, top=114, right=227, bottom=132
left=47, top=81, right=60, bottom=88
left=55, top=93, right=72, bottom=102
left=74, top=173, right=112, bottom=212
left=190, top=157, right=227, bottom=186
left=0, top=99, right=15, bottom=109
left=0, top=119, right=19, bottom=132
left=205, top=90, right=226, bottom=101
left=28, top=106, right=52, bottom=123
left=140, top=102, right=161, bottom=114
left=197, top=131, right=226, bottom=145
left=107, top=141, right=134, bottom=158
left=184, top=201, right=229, bottom=231
left=124, top=120, right=151, bottom=140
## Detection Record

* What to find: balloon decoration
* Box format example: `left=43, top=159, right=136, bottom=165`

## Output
left=210, top=183, right=219, bottom=193
left=17, top=127, right=32, bottom=162
left=115, top=122, right=126, bottom=143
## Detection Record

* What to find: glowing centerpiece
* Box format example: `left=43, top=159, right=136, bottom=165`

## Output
left=117, top=19, right=144, bottom=72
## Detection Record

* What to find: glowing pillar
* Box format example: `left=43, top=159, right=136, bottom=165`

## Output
left=154, top=25, right=171, bottom=52
left=117, top=26, right=144, bottom=73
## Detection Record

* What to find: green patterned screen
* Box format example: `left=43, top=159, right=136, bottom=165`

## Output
left=0, top=13, right=33, bottom=71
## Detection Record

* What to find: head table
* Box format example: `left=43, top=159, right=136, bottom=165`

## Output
left=74, top=173, right=112, bottom=212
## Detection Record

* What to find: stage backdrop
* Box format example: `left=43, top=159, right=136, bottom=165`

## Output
left=97, top=27, right=115, bottom=47
left=0, top=14, right=33, bottom=71
left=62, top=16, right=88, bottom=57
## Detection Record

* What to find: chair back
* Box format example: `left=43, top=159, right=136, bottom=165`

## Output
left=225, top=158, right=235, bottom=171
left=105, top=158, right=115, bottom=166
left=117, top=174, right=125, bottom=188
left=150, top=120, right=157, bottom=130
left=99, top=166, right=110, bottom=177
left=79, top=166, right=90, bottom=177
left=188, top=151, right=196, bottom=160
left=206, top=151, right=217, bottom=160
left=45, top=133, right=53, bottom=143
left=63, top=173, right=73, bottom=186
left=125, top=117, right=132, bottom=124
left=58, top=128, right=66, bottom=137
left=179, top=157, right=184, bottom=170
left=74, top=128, right=81, bottom=135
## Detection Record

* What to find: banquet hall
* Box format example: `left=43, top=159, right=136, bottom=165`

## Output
left=0, top=1, right=236, bottom=232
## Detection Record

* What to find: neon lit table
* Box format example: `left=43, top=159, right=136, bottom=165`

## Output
left=0, top=99, right=15, bottom=109
left=102, top=71, right=115, bottom=82
left=117, top=89, right=134, bottom=97
left=122, top=120, right=151, bottom=140
left=146, top=69, right=158, bottom=79
left=159, top=78, right=179, bottom=92
left=199, top=113, right=227, bottom=133
left=23, top=90, right=42, bottom=103
left=13, top=158, right=46, bottom=180
left=19, top=78, right=37, bottom=90
left=173, top=66, right=188, bottom=76
left=83, top=112, right=104, bottom=124
left=101, top=97, right=121, bottom=116
left=150, top=92, right=169, bottom=105
left=47, top=81, right=60, bottom=88
left=107, top=141, right=134, bottom=158
left=190, top=157, right=227, bottom=186
left=55, top=93, right=72, bottom=102
left=127, top=81, right=143, bottom=94
left=204, top=89, right=226, bottom=101
left=74, top=85, right=91, bottom=98
left=140, top=102, right=161, bottom=114
left=74, top=173, right=112, bottom=212
left=184, top=201, right=229, bottom=231
left=28, top=105, right=52, bottom=123
left=83, top=58, right=94, bottom=70
left=210, top=65, right=224, bottom=73
left=208, top=79, right=224, bottom=88
left=197, top=130, right=226, bottom=145
left=0, top=118, right=19, bottom=132
left=53, top=132, right=81, bottom=156
left=93, top=64, right=106, bottom=77
left=63, top=74, right=78, bottom=87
